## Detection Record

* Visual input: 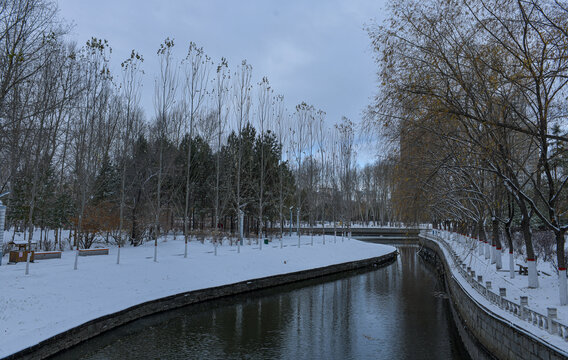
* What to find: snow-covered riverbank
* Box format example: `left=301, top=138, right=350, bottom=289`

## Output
left=0, top=235, right=396, bottom=358
left=424, top=230, right=568, bottom=353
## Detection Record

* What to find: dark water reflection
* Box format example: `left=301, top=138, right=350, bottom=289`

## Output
left=52, top=246, right=470, bottom=360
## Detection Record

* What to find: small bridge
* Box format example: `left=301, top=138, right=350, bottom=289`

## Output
left=300, top=227, right=421, bottom=244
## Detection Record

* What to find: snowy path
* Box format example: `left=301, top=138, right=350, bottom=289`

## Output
left=425, top=231, right=568, bottom=353
left=0, top=235, right=395, bottom=358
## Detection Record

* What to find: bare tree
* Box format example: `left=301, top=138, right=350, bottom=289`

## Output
left=256, top=76, right=273, bottom=249
left=337, top=117, right=354, bottom=237
left=274, top=94, right=287, bottom=238
left=232, top=60, right=252, bottom=243
left=72, top=38, right=113, bottom=256
left=0, top=0, right=62, bottom=120
left=181, top=42, right=210, bottom=256
left=153, top=37, right=177, bottom=261
left=213, top=57, right=229, bottom=233
left=117, top=49, right=143, bottom=263
left=292, top=102, right=311, bottom=247
left=306, top=107, right=316, bottom=245
left=316, top=110, right=327, bottom=242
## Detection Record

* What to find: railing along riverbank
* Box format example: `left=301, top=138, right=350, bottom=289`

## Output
left=421, top=230, right=568, bottom=342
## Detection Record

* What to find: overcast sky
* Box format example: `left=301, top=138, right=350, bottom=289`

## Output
left=56, top=0, right=387, bottom=163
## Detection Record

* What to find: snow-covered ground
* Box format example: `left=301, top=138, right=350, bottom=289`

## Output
left=0, top=234, right=395, bottom=358
left=426, top=230, right=568, bottom=353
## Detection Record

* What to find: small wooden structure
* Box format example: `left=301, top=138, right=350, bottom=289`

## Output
left=7, top=240, right=37, bottom=263
left=9, top=250, right=34, bottom=263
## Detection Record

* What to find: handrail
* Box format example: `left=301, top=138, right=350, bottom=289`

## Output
left=421, top=230, right=568, bottom=342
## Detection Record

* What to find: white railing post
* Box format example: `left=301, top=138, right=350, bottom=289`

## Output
left=499, top=288, right=507, bottom=308
left=520, top=296, right=528, bottom=320
left=548, top=308, right=558, bottom=334
left=425, top=230, right=568, bottom=340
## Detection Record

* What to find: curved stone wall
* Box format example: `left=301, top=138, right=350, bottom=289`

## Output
left=3, top=251, right=397, bottom=360
left=419, top=236, right=567, bottom=360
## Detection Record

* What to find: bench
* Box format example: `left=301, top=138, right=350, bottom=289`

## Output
left=78, top=248, right=109, bottom=256
left=34, top=251, right=62, bottom=260
left=517, top=264, right=528, bottom=275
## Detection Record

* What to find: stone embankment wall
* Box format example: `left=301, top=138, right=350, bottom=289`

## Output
left=3, top=251, right=397, bottom=360
left=419, top=236, right=567, bottom=360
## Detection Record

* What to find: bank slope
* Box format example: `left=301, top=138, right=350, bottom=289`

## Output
left=0, top=235, right=396, bottom=359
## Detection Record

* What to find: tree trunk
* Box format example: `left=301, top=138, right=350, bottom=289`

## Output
left=492, top=218, right=502, bottom=269
left=505, top=219, right=514, bottom=279
left=476, top=220, right=484, bottom=256
left=556, top=229, right=567, bottom=305
left=521, top=214, right=538, bottom=288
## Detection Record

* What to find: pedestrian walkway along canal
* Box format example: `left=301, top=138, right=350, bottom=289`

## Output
left=52, top=246, right=470, bottom=360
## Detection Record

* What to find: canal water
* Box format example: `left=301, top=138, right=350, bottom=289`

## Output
left=52, top=246, right=470, bottom=360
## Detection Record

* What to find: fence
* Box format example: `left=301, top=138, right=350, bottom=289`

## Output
left=422, top=230, right=568, bottom=342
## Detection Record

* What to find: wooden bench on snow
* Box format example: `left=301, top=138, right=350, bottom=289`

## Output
left=34, top=251, right=62, bottom=260
left=517, top=264, right=528, bottom=275
left=78, top=248, right=109, bottom=256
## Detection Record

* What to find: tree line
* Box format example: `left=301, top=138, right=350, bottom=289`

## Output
left=0, top=0, right=396, bottom=254
left=367, top=0, right=568, bottom=303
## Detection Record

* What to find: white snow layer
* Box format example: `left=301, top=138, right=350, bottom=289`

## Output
left=429, top=231, right=568, bottom=353
left=0, top=234, right=395, bottom=358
